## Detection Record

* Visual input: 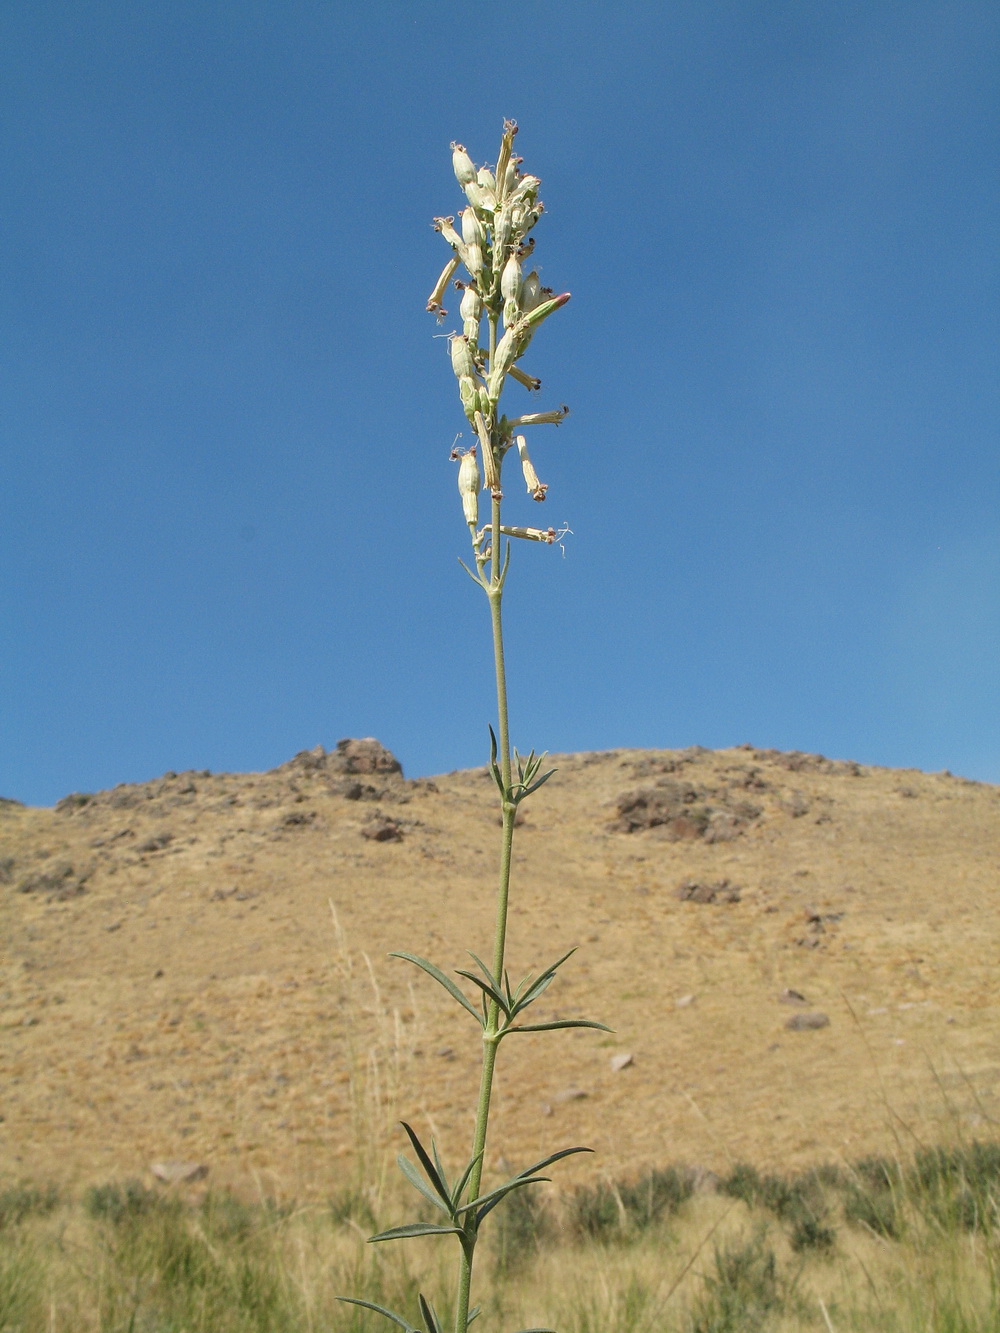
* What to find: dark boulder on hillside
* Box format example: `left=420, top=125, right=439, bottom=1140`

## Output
left=277, top=738, right=403, bottom=780
left=333, top=738, right=403, bottom=777
left=608, top=779, right=761, bottom=841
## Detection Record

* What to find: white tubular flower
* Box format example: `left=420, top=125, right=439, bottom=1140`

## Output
left=426, top=254, right=461, bottom=318
left=516, top=435, right=547, bottom=501
left=499, top=525, right=556, bottom=544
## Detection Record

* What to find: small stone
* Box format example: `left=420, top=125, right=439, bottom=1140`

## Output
left=609, top=1053, right=633, bottom=1072
left=779, top=988, right=808, bottom=1005
left=553, top=1087, right=588, bottom=1103
left=675, top=993, right=696, bottom=1008
left=150, top=1161, right=209, bottom=1184
left=785, top=1012, right=830, bottom=1031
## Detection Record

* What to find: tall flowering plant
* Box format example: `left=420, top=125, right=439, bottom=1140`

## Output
left=342, top=120, right=606, bottom=1333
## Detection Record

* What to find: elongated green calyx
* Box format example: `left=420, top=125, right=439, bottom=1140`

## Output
left=429, top=122, right=570, bottom=535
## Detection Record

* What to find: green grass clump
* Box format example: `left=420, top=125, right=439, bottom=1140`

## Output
left=0, top=1181, right=59, bottom=1228
left=688, top=1229, right=787, bottom=1333
left=909, top=1142, right=1000, bottom=1234
left=720, top=1162, right=836, bottom=1253
left=569, top=1167, right=694, bottom=1240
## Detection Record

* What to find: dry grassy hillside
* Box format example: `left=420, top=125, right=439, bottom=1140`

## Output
left=2, top=741, right=998, bottom=1200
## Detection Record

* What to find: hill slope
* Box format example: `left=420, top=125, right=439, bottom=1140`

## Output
left=2, top=742, right=998, bottom=1196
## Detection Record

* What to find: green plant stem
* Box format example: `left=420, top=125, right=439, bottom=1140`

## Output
left=455, top=483, right=517, bottom=1333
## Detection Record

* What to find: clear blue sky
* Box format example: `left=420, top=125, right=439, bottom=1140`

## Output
left=3, top=1, right=998, bottom=806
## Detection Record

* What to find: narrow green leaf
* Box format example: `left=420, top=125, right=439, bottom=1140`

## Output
left=466, top=1307, right=481, bottom=1327
left=457, top=558, right=485, bottom=589
left=459, top=1174, right=548, bottom=1221
left=397, top=1154, right=451, bottom=1215
left=456, top=968, right=510, bottom=1017
left=514, top=948, right=577, bottom=1008
left=515, top=1144, right=594, bottom=1177
left=522, top=768, right=556, bottom=797
left=399, top=1122, right=452, bottom=1207
left=505, top=1019, right=614, bottom=1035
left=451, top=1150, right=485, bottom=1210
left=467, top=950, right=499, bottom=986
left=390, top=953, right=482, bottom=1023
left=430, top=1139, right=449, bottom=1196
left=369, top=1222, right=465, bottom=1243
left=464, top=1146, right=593, bottom=1225
left=337, top=1298, right=420, bottom=1333
left=418, top=1293, right=442, bottom=1333
left=487, top=727, right=505, bottom=796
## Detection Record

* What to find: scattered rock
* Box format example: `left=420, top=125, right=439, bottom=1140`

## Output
left=609, top=1053, right=634, bottom=1072
left=608, top=780, right=761, bottom=840
left=150, top=1161, right=209, bottom=1185
left=552, top=1087, right=588, bottom=1103
left=135, top=832, right=173, bottom=853
left=785, top=1012, right=830, bottom=1031
left=676, top=879, right=742, bottom=905
left=779, top=988, right=808, bottom=1005
left=675, top=993, right=696, bottom=1008
left=277, top=809, right=317, bottom=829
left=361, top=813, right=404, bottom=843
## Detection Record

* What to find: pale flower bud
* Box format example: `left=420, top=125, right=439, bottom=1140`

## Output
left=460, top=285, right=483, bottom=343
left=463, top=180, right=490, bottom=214
left=464, top=241, right=484, bottom=280
left=488, top=327, right=521, bottom=399
left=521, top=290, right=570, bottom=330
left=501, top=252, right=522, bottom=305
left=450, top=334, right=477, bottom=381
left=520, top=269, right=542, bottom=311
left=493, top=204, right=513, bottom=257
left=451, top=143, right=477, bottom=187
left=457, top=448, right=481, bottom=527
left=461, top=207, right=485, bottom=248
left=510, top=173, right=541, bottom=205
left=503, top=156, right=520, bottom=197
